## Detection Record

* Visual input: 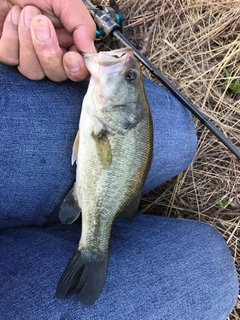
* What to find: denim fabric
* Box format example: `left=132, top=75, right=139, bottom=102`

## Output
left=0, top=63, right=238, bottom=319
left=0, top=216, right=238, bottom=319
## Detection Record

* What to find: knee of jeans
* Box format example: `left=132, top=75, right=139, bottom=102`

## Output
left=175, top=117, right=198, bottom=171
left=192, top=221, right=239, bottom=319
left=142, top=123, right=197, bottom=194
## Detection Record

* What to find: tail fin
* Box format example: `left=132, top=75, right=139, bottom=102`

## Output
left=56, top=249, right=108, bottom=305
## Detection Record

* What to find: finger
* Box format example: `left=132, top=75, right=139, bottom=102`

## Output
left=0, top=6, right=21, bottom=65
left=55, top=28, right=74, bottom=49
left=18, top=6, right=45, bottom=80
left=0, top=1, right=13, bottom=36
left=53, top=0, right=97, bottom=79
left=63, top=50, right=90, bottom=82
left=31, top=15, right=67, bottom=82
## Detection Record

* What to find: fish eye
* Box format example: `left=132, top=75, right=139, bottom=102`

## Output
left=125, top=70, right=136, bottom=83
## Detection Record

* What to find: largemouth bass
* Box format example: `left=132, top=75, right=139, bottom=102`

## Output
left=55, top=47, right=153, bottom=305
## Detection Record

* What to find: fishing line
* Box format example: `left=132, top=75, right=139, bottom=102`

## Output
left=83, top=0, right=240, bottom=160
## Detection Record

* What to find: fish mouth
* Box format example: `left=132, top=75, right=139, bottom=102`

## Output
left=82, top=47, right=134, bottom=67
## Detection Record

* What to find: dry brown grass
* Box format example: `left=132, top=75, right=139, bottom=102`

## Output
left=94, top=0, right=240, bottom=318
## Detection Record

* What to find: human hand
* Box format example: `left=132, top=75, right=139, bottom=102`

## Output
left=0, top=0, right=96, bottom=81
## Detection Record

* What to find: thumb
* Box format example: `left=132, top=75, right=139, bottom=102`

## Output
left=53, top=0, right=96, bottom=53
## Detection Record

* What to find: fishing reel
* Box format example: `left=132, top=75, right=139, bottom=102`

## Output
left=94, top=0, right=124, bottom=40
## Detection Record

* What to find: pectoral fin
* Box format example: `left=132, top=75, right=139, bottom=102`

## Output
left=117, top=193, right=141, bottom=222
left=92, top=131, right=112, bottom=168
left=59, top=185, right=81, bottom=224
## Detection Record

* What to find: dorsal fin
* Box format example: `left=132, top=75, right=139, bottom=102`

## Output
left=117, top=193, right=140, bottom=222
left=72, top=130, right=80, bottom=165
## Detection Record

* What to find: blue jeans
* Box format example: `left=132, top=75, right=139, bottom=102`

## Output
left=0, top=62, right=238, bottom=319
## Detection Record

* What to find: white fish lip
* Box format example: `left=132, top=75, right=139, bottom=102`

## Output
left=81, top=47, right=134, bottom=66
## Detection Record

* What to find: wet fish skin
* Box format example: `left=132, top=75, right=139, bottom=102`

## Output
left=56, top=47, right=153, bottom=304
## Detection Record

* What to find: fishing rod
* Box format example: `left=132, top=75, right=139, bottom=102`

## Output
left=83, top=0, right=240, bottom=160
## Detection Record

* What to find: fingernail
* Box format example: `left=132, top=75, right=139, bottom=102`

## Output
left=32, top=17, right=50, bottom=41
left=11, top=6, right=20, bottom=26
left=65, top=53, right=81, bottom=73
left=23, top=6, right=41, bottom=29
